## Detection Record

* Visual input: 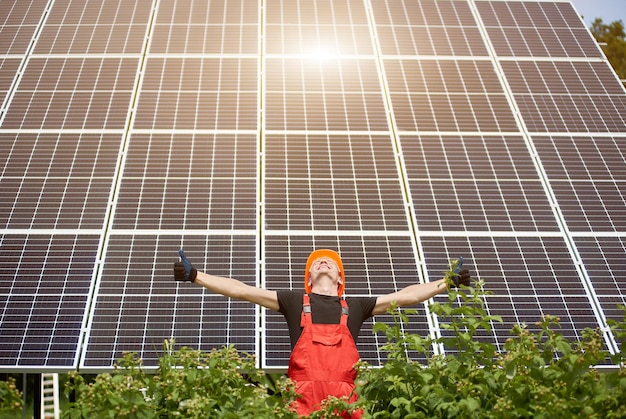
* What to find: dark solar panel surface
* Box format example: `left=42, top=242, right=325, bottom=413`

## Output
left=0, top=0, right=624, bottom=372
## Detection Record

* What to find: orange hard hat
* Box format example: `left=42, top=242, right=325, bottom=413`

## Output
left=304, top=249, right=345, bottom=296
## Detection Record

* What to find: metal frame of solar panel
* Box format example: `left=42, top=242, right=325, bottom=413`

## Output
left=0, top=0, right=624, bottom=373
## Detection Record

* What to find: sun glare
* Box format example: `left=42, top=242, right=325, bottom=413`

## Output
left=303, top=47, right=337, bottom=62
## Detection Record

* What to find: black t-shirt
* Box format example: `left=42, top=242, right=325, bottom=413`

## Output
left=277, top=290, right=378, bottom=349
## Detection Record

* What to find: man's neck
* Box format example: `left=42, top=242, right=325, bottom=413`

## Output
left=310, top=281, right=338, bottom=297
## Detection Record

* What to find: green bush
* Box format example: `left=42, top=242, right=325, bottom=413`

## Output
left=63, top=342, right=298, bottom=418
left=59, top=259, right=626, bottom=418
left=0, top=376, right=23, bottom=418
left=354, top=259, right=626, bottom=418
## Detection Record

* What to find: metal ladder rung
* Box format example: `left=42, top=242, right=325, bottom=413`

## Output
left=40, top=373, right=60, bottom=419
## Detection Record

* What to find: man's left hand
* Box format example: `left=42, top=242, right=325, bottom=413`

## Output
left=451, top=268, right=470, bottom=287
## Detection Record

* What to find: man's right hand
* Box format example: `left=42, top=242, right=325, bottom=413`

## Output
left=174, top=248, right=197, bottom=282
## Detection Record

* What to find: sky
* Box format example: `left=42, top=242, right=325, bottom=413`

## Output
left=569, top=0, right=626, bottom=26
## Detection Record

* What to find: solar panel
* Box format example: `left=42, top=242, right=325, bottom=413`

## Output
left=81, top=235, right=259, bottom=369
left=0, top=234, right=99, bottom=369
left=1, top=0, right=625, bottom=372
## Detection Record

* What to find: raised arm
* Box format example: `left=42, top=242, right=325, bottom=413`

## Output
left=174, top=249, right=279, bottom=311
left=372, top=268, right=470, bottom=316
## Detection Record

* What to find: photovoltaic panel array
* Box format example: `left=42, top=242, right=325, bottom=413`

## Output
left=0, top=0, right=624, bottom=373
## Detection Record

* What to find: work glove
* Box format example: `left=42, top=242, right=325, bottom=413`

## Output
left=450, top=256, right=471, bottom=287
left=174, top=248, right=197, bottom=282
left=451, top=268, right=471, bottom=287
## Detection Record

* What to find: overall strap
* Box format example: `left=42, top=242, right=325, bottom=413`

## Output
left=340, top=299, right=349, bottom=326
left=300, top=294, right=312, bottom=327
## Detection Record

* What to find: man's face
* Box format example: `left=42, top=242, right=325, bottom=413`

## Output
left=309, top=257, right=341, bottom=281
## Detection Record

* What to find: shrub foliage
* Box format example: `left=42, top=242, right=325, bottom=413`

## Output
left=355, top=259, right=626, bottom=418
left=0, top=376, right=23, bottom=418
left=2, top=259, right=622, bottom=418
left=62, top=342, right=298, bottom=418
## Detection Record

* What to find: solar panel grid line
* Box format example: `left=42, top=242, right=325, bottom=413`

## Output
left=264, top=129, right=395, bottom=137
left=484, top=0, right=595, bottom=58
left=344, top=14, right=397, bottom=233
left=2, top=3, right=154, bottom=130
left=570, top=231, right=626, bottom=238
left=257, top=3, right=264, bottom=185
left=43, top=233, right=81, bottom=365
left=44, top=0, right=105, bottom=53
left=148, top=235, right=179, bottom=350
left=0, top=231, right=107, bottom=239
left=494, top=56, right=606, bottom=64
left=0, top=56, right=26, bottom=119
left=257, top=0, right=269, bottom=353
left=0, top=1, right=34, bottom=41
left=528, top=64, right=590, bottom=132
left=139, top=239, right=160, bottom=354
left=112, top=141, right=258, bottom=231
left=393, top=130, right=523, bottom=137
left=0, top=129, right=129, bottom=136
left=327, top=136, right=348, bottom=230
left=361, top=25, right=401, bottom=147
left=430, top=237, right=509, bottom=353
left=464, top=2, right=531, bottom=132
left=139, top=52, right=259, bottom=59
left=3, top=137, right=40, bottom=229
left=2, top=132, right=129, bottom=231
left=585, top=62, right=626, bottom=95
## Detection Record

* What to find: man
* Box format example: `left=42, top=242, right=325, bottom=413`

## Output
left=174, top=248, right=470, bottom=417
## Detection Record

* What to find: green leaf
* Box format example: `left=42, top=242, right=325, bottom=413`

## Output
left=185, top=368, right=197, bottom=384
left=372, top=322, right=388, bottom=334
left=390, top=397, right=410, bottom=408
left=505, top=363, right=517, bottom=379
left=459, top=397, right=480, bottom=412
left=556, top=340, right=572, bottom=356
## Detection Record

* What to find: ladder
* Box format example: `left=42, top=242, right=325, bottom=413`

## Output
left=41, top=373, right=60, bottom=419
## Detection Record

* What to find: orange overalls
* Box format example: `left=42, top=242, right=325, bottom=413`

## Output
left=287, top=294, right=362, bottom=418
